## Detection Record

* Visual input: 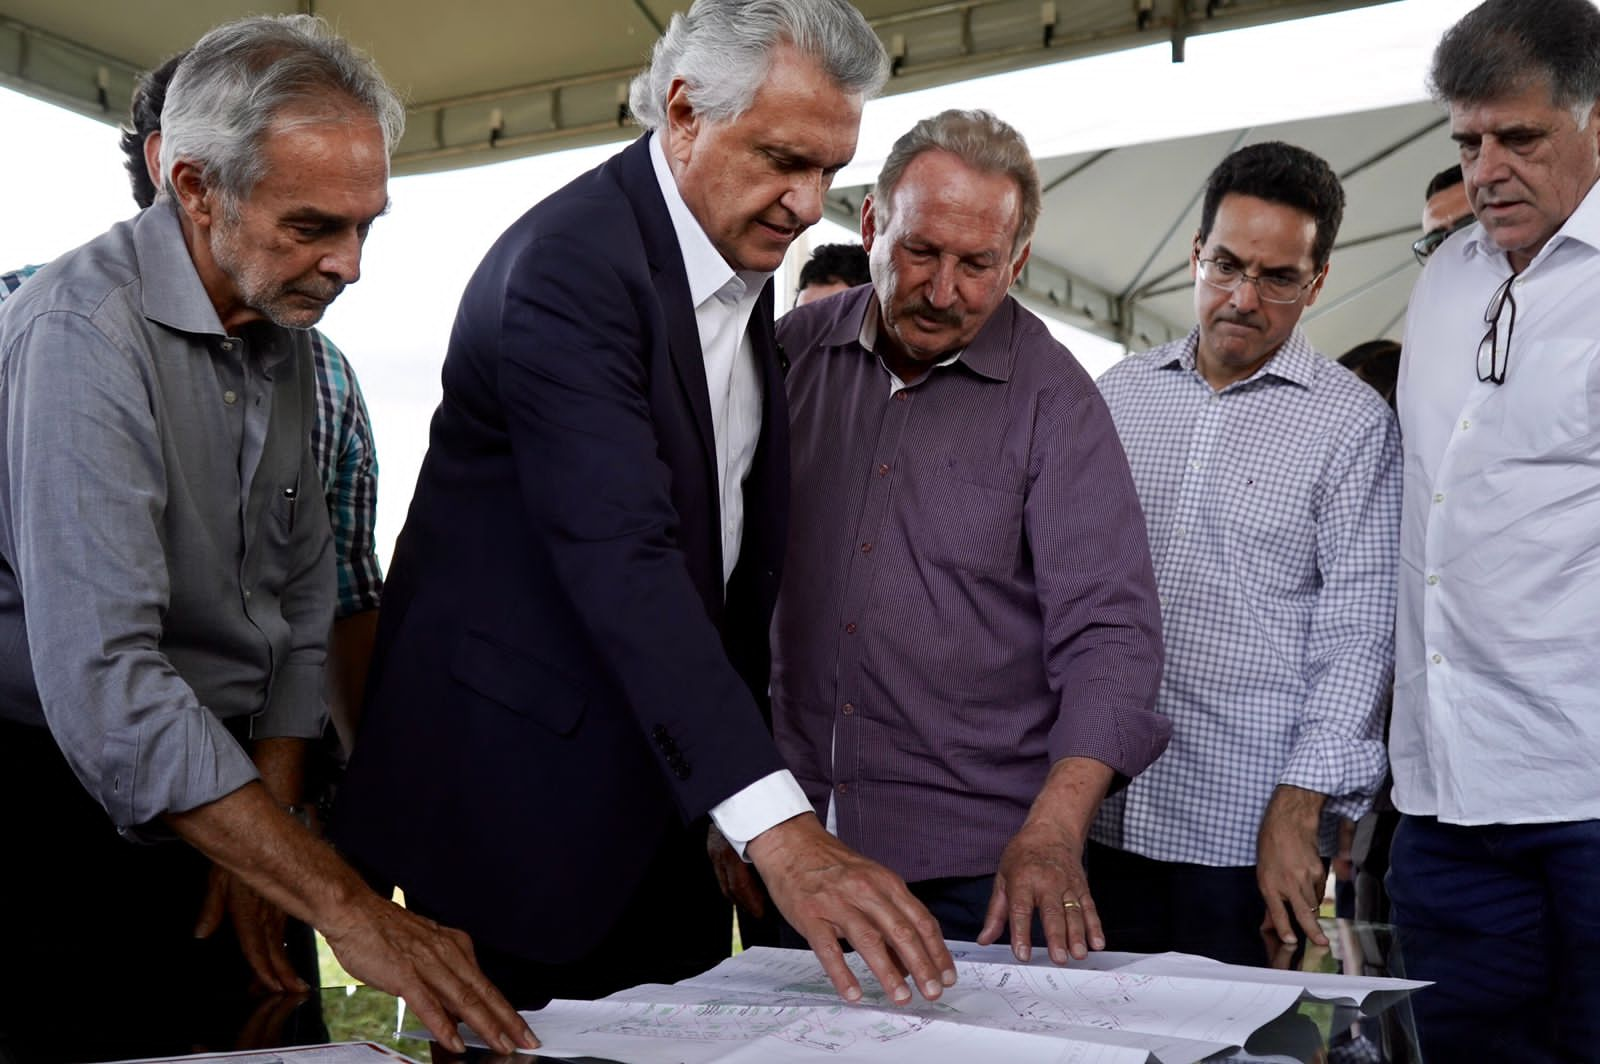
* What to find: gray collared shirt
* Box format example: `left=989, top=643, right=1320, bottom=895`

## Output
left=0, top=200, right=332, bottom=831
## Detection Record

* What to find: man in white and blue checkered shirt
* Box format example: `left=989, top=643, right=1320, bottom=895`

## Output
left=1090, top=141, right=1401, bottom=966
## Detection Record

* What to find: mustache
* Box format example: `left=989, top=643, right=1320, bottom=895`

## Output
left=293, top=281, right=344, bottom=303
left=902, top=300, right=962, bottom=328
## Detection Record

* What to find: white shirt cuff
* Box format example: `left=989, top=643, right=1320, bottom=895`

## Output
left=710, top=769, right=812, bottom=860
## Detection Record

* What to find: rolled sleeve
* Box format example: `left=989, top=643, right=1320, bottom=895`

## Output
left=3, top=313, right=259, bottom=827
left=1031, top=386, right=1170, bottom=779
left=1276, top=405, right=1401, bottom=816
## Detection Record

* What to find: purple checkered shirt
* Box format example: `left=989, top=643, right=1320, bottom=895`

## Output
left=772, top=286, right=1169, bottom=883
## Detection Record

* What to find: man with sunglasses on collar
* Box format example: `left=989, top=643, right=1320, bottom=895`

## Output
left=1389, top=1, right=1600, bottom=1055
left=1091, top=141, right=1400, bottom=966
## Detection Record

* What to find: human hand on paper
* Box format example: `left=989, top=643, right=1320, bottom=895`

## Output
left=747, top=813, right=956, bottom=1006
left=194, top=863, right=307, bottom=994
left=319, top=890, right=539, bottom=1054
left=708, top=823, right=768, bottom=917
left=1256, top=784, right=1330, bottom=947
left=977, top=818, right=1102, bottom=964
left=978, top=756, right=1112, bottom=964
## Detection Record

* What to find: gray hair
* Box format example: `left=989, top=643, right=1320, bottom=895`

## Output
left=873, top=109, right=1041, bottom=259
left=1430, top=0, right=1600, bottom=121
left=159, top=14, right=405, bottom=209
left=628, top=0, right=887, bottom=130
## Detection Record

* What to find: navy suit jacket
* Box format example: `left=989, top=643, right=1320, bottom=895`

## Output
left=335, top=135, right=789, bottom=962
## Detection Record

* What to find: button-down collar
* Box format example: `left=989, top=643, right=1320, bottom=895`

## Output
left=821, top=288, right=1018, bottom=387
left=133, top=199, right=231, bottom=340
left=1458, top=173, right=1600, bottom=270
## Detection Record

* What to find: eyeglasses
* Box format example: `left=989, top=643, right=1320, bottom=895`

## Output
left=1477, top=274, right=1516, bottom=385
left=1196, top=257, right=1322, bottom=304
left=1412, top=213, right=1475, bottom=265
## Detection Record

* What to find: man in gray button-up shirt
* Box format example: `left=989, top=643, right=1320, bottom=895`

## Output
left=0, top=15, right=532, bottom=1058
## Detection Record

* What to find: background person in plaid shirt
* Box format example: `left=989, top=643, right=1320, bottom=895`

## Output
left=1091, top=141, right=1401, bottom=966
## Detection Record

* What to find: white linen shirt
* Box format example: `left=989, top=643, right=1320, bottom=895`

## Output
left=648, top=135, right=811, bottom=852
left=1392, top=180, right=1600, bottom=825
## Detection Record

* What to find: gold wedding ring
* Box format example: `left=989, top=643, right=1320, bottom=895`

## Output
left=1062, top=898, right=1083, bottom=911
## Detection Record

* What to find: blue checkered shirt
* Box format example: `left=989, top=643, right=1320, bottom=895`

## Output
left=1091, top=327, right=1400, bottom=866
left=2, top=264, right=382, bottom=618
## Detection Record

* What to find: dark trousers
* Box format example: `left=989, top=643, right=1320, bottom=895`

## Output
left=0, top=719, right=324, bottom=1063
left=1388, top=814, right=1600, bottom=1063
left=1086, top=839, right=1276, bottom=966
left=413, top=818, right=732, bottom=1010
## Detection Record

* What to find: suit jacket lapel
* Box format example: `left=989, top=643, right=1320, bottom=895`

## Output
left=618, top=135, right=719, bottom=483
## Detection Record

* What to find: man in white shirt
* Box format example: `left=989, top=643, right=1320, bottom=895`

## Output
left=1392, top=0, right=1600, bottom=1055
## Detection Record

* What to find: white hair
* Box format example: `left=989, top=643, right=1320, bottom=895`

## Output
left=160, top=14, right=405, bottom=209
left=628, top=0, right=887, bottom=130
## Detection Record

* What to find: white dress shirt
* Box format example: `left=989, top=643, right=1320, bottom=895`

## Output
left=648, top=135, right=810, bottom=852
left=1393, top=179, right=1600, bottom=825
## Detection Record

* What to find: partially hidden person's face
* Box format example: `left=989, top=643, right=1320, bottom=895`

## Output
left=1451, top=79, right=1600, bottom=272
left=191, top=110, right=390, bottom=331
left=666, top=44, right=864, bottom=274
left=863, top=149, right=1027, bottom=378
left=1192, top=193, right=1324, bottom=388
left=796, top=279, right=851, bottom=306
left=1421, top=180, right=1472, bottom=238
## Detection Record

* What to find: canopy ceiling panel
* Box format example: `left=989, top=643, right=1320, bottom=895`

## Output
left=0, top=0, right=1390, bottom=175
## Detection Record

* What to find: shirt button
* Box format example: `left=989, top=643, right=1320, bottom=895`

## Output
left=842, top=702, right=855, bottom=716
left=860, top=542, right=873, bottom=554
left=1159, top=595, right=1170, bottom=608
left=1433, top=493, right=1445, bottom=504
left=223, top=390, right=238, bottom=405
left=243, top=589, right=252, bottom=600
left=877, top=464, right=890, bottom=476
left=1174, top=525, right=1186, bottom=538
left=1461, top=419, right=1471, bottom=430
left=844, top=622, right=857, bottom=634
left=1189, top=460, right=1201, bottom=471
left=837, top=783, right=850, bottom=795
left=1431, top=653, right=1443, bottom=664
left=1427, top=574, right=1440, bottom=586
left=895, top=392, right=910, bottom=402
left=220, top=340, right=235, bottom=352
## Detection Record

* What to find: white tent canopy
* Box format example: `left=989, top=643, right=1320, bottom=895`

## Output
left=1, top=0, right=1444, bottom=357
left=1, top=0, right=1389, bottom=174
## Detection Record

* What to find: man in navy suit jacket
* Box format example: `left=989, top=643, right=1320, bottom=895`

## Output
left=336, top=0, right=956, bottom=1010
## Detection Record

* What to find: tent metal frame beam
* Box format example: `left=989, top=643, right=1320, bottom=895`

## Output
left=0, top=0, right=1395, bottom=175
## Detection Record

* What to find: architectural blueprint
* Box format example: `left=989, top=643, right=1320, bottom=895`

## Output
left=446, top=943, right=1428, bottom=1062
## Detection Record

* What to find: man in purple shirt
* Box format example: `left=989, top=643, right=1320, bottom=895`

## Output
left=766, top=109, right=1169, bottom=963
